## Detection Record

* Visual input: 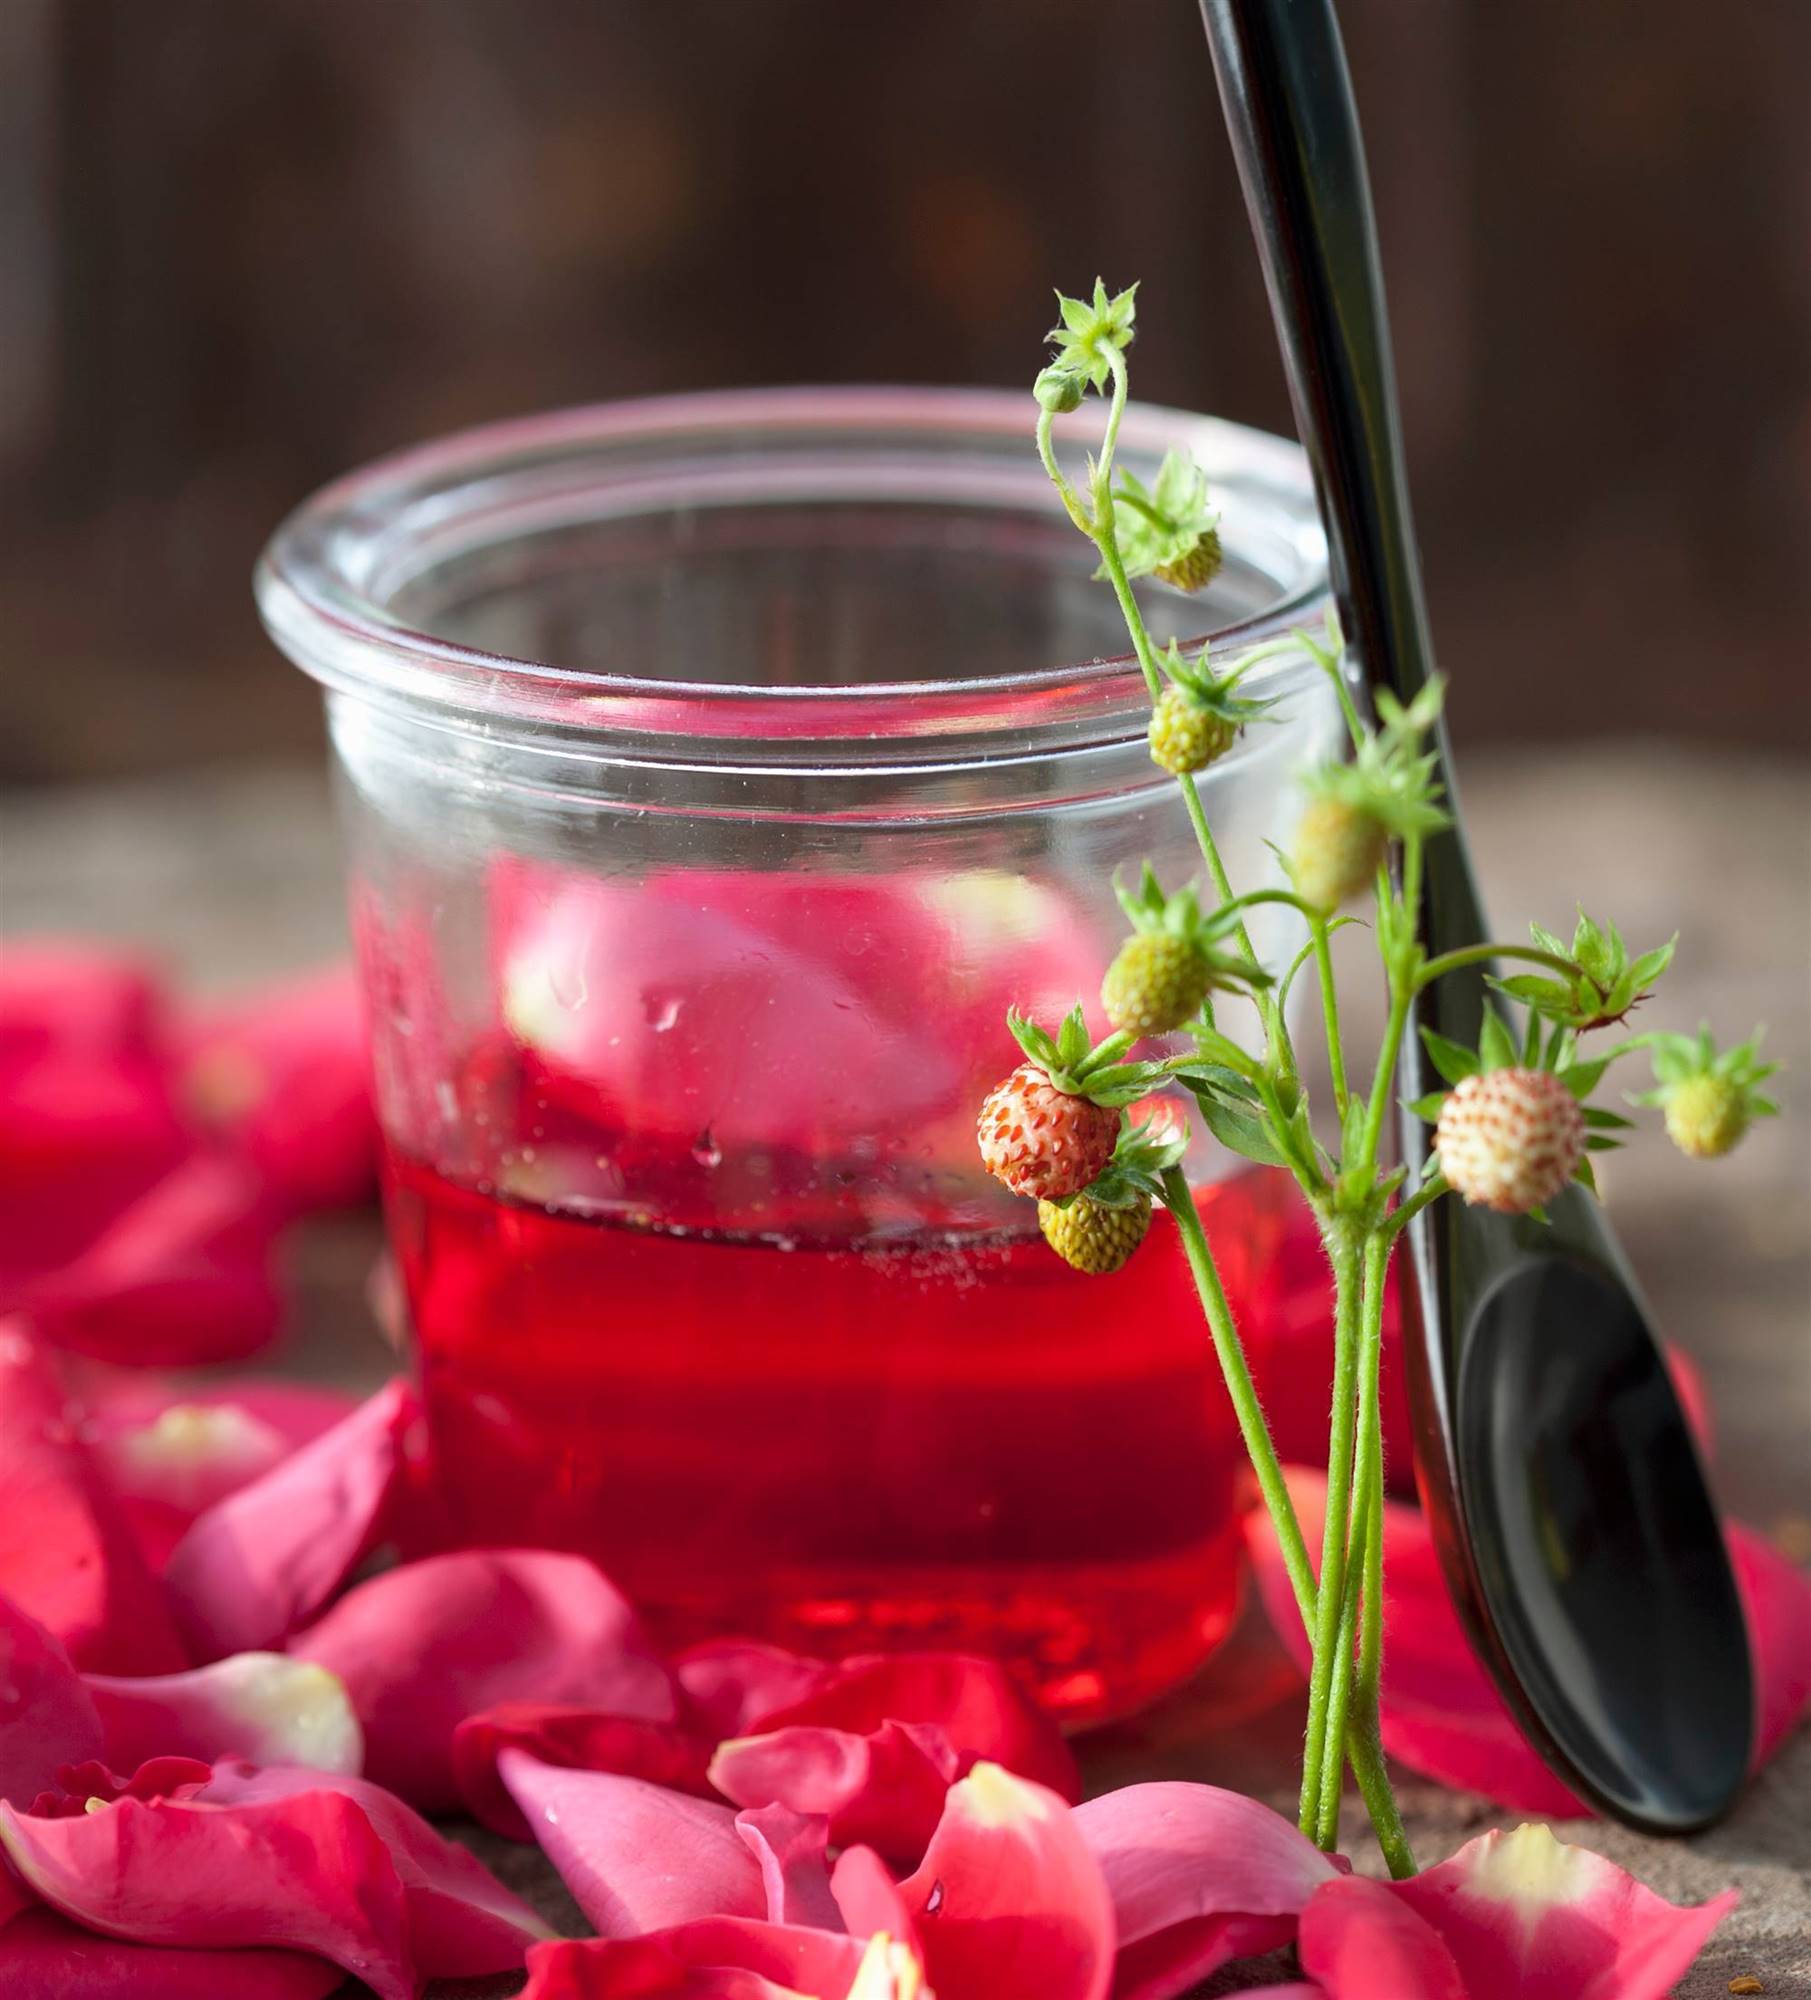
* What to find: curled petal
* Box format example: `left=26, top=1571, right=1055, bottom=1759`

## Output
left=1072, top=1782, right=1339, bottom=2000
left=520, top=1921, right=867, bottom=2000
left=164, top=1378, right=415, bottom=1659
left=0, top=1907, right=343, bottom=2000
left=894, top=1764, right=1115, bottom=2000
left=21, top=1152, right=284, bottom=1369
left=751, top=1653, right=1080, bottom=1804
left=86, top=1652, right=362, bottom=1775
left=736, top=1803, right=844, bottom=1933
left=291, top=1548, right=677, bottom=1811
left=179, top=966, right=376, bottom=1215
left=0, top=1599, right=104, bottom=1806
left=455, top=1704, right=715, bottom=1838
left=712, top=1721, right=962, bottom=1862
left=0, top=1332, right=187, bottom=1675
left=829, top=1845, right=918, bottom=1952
left=1295, top=1874, right=1465, bottom=1999
left=1390, top=1822, right=1737, bottom=2000
left=0, top=1759, right=545, bottom=2000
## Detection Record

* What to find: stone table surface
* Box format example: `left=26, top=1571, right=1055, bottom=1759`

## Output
left=3, top=742, right=1808, bottom=1996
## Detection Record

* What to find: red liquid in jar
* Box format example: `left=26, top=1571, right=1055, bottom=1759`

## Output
left=386, top=1136, right=1292, bottom=1723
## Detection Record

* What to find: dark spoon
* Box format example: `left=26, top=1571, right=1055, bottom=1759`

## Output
left=1196, top=0, right=1753, bottom=1830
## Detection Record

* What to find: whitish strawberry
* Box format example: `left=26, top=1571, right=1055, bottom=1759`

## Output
left=976, top=1005, right=1172, bottom=1201
left=1038, top=1191, right=1151, bottom=1273
left=1290, top=794, right=1389, bottom=913
left=1435, top=1067, right=1585, bottom=1214
left=977, top=1063, right=1119, bottom=1200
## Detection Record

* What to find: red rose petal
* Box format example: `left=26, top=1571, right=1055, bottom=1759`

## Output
left=520, top=1921, right=866, bottom=2000
left=0, top=943, right=165, bottom=1066
left=164, top=1377, right=414, bottom=1659
left=0, top=1601, right=104, bottom=1806
left=179, top=966, right=376, bottom=1215
left=0, top=1907, right=343, bottom=2000
left=827, top=1844, right=918, bottom=1950
left=1072, top=1781, right=1339, bottom=2000
left=290, top=1548, right=677, bottom=1811
left=499, top=1753, right=777, bottom=1938
left=676, top=1640, right=835, bottom=1737
left=86, top=1652, right=362, bottom=1775
left=735, top=1803, right=844, bottom=1933
left=22, top=1152, right=284, bottom=1369
left=1731, top=1522, right=1811, bottom=1767
left=0, top=1333, right=187, bottom=1675
left=750, top=1652, right=1080, bottom=1804
left=1387, top=1821, right=1737, bottom=2000
left=710, top=1720, right=962, bottom=1861
left=455, top=1704, right=716, bottom=1838
left=893, top=1764, right=1115, bottom=2000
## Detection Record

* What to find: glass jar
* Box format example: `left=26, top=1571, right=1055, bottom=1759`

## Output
left=258, top=388, right=1338, bottom=1722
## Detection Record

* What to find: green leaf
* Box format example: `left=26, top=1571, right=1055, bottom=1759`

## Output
left=1404, top=1092, right=1448, bottom=1122
left=1418, top=1028, right=1479, bottom=1087
left=1490, top=974, right=1577, bottom=1016
left=1581, top=1106, right=1634, bottom=1130
left=1189, top=1086, right=1289, bottom=1168
left=1478, top=1012, right=1518, bottom=1073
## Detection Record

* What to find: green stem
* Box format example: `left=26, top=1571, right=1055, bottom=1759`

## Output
left=1298, top=1231, right=1363, bottom=1838
left=1356, top=836, right=1424, bottom=1174
left=1415, top=941, right=1578, bottom=989
left=1314, top=1229, right=1389, bottom=1848
left=1160, top=1170, right=1413, bottom=1873
left=1313, top=919, right=1350, bottom=1123
left=1034, top=406, right=1094, bottom=537
left=1384, top=1171, right=1449, bottom=1243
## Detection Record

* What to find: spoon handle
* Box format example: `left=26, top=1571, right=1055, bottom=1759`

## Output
left=1196, top=0, right=1487, bottom=950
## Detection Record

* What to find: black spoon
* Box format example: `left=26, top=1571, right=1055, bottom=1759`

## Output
left=1196, top=0, right=1753, bottom=1831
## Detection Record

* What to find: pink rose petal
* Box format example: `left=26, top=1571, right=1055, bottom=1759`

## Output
left=676, top=1640, right=836, bottom=1737
left=86, top=1652, right=362, bottom=1775
left=500, top=1753, right=777, bottom=1938
left=711, top=1720, right=963, bottom=1860
left=21, top=1152, right=284, bottom=1369
left=1072, top=1782, right=1339, bottom=2000
left=1295, top=1874, right=1465, bottom=1999
left=0, top=943, right=165, bottom=1066
left=0, top=1907, right=343, bottom=2000
left=520, top=1920, right=867, bottom=2000
left=455, top=1703, right=717, bottom=1838
left=0, top=1600, right=104, bottom=1806
left=291, top=1548, right=677, bottom=1811
left=164, top=1377, right=415, bottom=1659
left=84, top=1378, right=356, bottom=1571
left=828, top=1845, right=918, bottom=1950
left=894, top=1764, right=1115, bottom=2000
left=0, top=1333, right=188, bottom=1675
left=1731, top=1522, right=1811, bottom=1766
left=752, top=1652, right=1080, bottom=1803
left=179, top=966, right=376, bottom=1215
left=735, top=1803, right=844, bottom=1933
left=1389, top=1821, right=1737, bottom=1999
left=0, top=1758, right=544, bottom=2000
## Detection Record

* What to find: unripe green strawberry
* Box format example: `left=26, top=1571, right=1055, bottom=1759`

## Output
left=977, top=1063, right=1119, bottom=1200
left=1155, top=526, right=1223, bottom=593
left=1663, top=1073, right=1748, bottom=1160
left=1148, top=686, right=1239, bottom=776
left=1038, top=1192, right=1152, bottom=1273
left=1101, top=932, right=1211, bottom=1038
left=1290, top=794, right=1390, bottom=912
left=1435, top=1067, right=1585, bottom=1214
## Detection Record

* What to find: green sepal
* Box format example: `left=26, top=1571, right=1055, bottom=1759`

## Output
left=1045, top=1110, right=1193, bottom=1211
left=1573, top=1156, right=1599, bottom=1197
left=1005, top=1003, right=1169, bottom=1105
left=1418, top=1027, right=1479, bottom=1087
left=1300, top=674, right=1452, bottom=842
left=1096, top=452, right=1222, bottom=585
left=1113, top=865, right=1270, bottom=995
left=1045, top=278, right=1138, bottom=392
left=1478, top=1011, right=1518, bottom=1074
left=1404, top=1092, right=1449, bottom=1122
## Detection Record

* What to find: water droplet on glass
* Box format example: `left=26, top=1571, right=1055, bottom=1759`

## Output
left=691, top=1129, right=721, bottom=1169
left=548, top=959, right=589, bottom=1012
left=925, top=1879, right=945, bottom=1915
left=646, top=994, right=683, bottom=1033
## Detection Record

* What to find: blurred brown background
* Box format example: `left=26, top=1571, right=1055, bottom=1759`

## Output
left=3, top=0, right=1811, bottom=780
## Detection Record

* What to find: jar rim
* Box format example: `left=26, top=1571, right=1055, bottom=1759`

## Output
left=255, top=385, right=1331, bottom=757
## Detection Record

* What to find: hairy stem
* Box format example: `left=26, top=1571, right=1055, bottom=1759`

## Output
left=1314, top=918, right=1350, bottom=1123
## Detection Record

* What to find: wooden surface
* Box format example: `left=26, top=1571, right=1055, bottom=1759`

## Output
left=3, top=741, right=1807, bottom=1995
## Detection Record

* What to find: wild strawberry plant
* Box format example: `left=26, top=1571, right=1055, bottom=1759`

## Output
left=983, top=281, right=1780, bottom=1876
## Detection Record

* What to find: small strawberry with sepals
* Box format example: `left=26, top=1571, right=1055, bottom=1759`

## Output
left=1037, top=1113, right=1191, bottom=1274
left=1100, top=864, right=1263, bottom=1038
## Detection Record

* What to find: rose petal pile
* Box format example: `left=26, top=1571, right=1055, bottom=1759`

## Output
left=0, top=941, right=1804, bottom=1994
